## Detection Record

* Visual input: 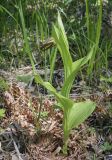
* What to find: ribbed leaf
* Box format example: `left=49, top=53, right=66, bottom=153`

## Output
left=61, top=46, right=95, bottom=97
left=63, top=99, right=96, bottom=154
left=52, top=12, right=73, bottom=80
left=34, top=74, right=74, bottom=109
left=65, top=101, right=96, bottom=133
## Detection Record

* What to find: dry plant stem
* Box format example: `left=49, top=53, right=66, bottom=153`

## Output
left=13, top=140, right=23, bottom=160
left=11, top=133, right=23, bottom=160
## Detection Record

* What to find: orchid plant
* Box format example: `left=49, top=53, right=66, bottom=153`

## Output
left=19, top=3, right=96, bottom=154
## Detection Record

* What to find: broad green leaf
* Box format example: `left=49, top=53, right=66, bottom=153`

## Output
left=35, top=74, right=74, bottom=109
left=61, top=46, right=95, bottom=97
left=42, top=82, right=74, bottom=109
left=53, top=25, right=72, bottom=79
left=66, top=101, right=96, bottom=132
left=52, top=12, right=73, bottom=80
left=57, top=12, right=69, bottom=49
left=61, top=57, right=85, bottom=97
left=63, top=99, right=96, bottom=154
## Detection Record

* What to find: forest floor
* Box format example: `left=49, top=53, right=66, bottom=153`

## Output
left=0, top=67, right=112, bottom=160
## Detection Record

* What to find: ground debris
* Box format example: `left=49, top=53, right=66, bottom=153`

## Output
left=0, top=79, right=111, bottom=159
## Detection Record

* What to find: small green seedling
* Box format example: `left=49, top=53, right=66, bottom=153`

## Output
left=0, top=109, right=5, bottom=118
left=0, top=77, right=8, bottom=92
left=101, top=142, right=112, bottom=152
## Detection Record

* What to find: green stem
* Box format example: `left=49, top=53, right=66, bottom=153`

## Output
left=63, top=131, right=69, bottom=155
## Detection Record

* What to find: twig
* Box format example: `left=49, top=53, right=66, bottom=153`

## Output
left=10, top=133, right=23, bottom=160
